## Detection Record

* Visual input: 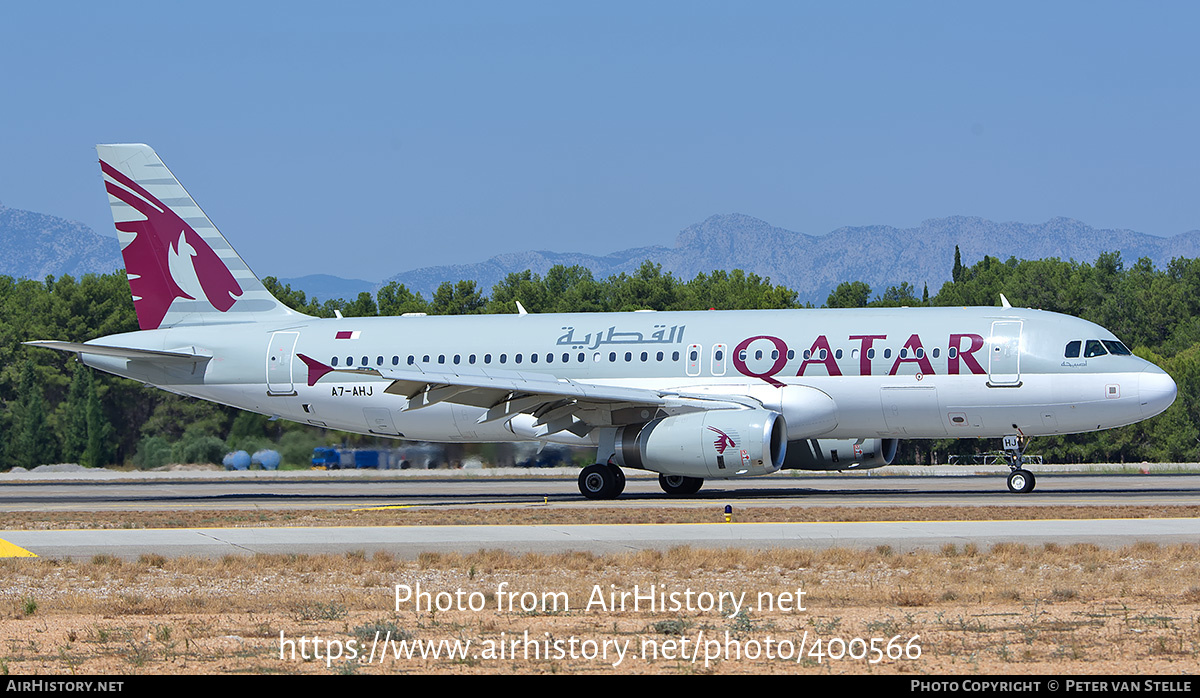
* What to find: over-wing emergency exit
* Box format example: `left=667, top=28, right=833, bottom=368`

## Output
left=27, top=144, right=1178, bottom=499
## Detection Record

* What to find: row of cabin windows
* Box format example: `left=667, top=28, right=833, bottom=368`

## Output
left=330, top=351, right=685, bottom=368
left=329, top=344, right=959, bottom=368
left=1064, top=339, right=1132, bottom=359
left=738, top=347, right=949, bottom=361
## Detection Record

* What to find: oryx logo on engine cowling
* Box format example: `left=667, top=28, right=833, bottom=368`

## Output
left=708, top=426, right=737, bottom=454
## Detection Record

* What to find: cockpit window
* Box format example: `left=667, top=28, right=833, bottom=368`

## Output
left=1084, top=339, right=1108, bottom=358
left=1064, top=340, right=1081, bottom=358
left=1102, top=340, right=1132, bottom=356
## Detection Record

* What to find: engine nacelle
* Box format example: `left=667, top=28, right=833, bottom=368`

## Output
left=612, top=409, right=787, bottom=478
left=782, top=438, right=898, bottom=471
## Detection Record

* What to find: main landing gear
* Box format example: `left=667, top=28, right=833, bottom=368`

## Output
left=1003, top=431, right=1036, bottom=494
left=578, top=463, right=626, bottom=500
left=576, top=464, right=708, bottom=499
left=658, top=474, right=704, bottom=496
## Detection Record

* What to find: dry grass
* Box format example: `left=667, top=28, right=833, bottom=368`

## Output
left=1, top=505, right=1198, bottom=530
left=0, top=543, right=1197, bottom=674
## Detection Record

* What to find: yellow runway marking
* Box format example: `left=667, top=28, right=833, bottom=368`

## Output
left=0, top=538, right=37, bottom=558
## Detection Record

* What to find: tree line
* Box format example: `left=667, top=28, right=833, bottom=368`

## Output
left=2, top=250, right=1197, bottom=469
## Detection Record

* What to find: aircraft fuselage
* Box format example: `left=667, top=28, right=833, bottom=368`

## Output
left=81, top=305, right=1174, bottom=455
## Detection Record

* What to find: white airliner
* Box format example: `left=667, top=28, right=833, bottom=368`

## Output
left=28, top=144, right=1178, bottom=499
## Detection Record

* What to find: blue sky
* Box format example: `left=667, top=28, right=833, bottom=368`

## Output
left=1, top=2, right=1198, bottom=282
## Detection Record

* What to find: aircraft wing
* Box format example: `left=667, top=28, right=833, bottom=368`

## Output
left=297, top=353, right=751, bottom=437
left=24, top=341, right=212, bottom=363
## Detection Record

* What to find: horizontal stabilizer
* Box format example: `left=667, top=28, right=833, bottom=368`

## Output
left=24, top=341, right=211, bottom=363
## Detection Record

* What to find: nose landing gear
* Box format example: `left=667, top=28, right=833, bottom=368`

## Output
left=1003, top=431, right=1036, bottom=494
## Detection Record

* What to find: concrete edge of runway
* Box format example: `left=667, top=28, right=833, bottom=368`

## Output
left=3, top=518, right=1197, bottom=560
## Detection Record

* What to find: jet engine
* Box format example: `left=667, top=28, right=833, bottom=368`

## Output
left=782, top=438, right=898, bottom=471
left=611, top=409, right=787, bottom=478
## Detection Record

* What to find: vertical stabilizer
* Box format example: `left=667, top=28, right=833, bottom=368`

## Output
left=97, top=143, right=301, bottom=329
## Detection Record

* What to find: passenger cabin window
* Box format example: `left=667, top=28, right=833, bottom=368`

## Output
left=1065, top=340, right=1081, bottom=358
left=1084, top=340, right=1107, bottom=358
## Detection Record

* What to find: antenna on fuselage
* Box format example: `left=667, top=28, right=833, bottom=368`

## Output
left=999, top=294, right=1012, bottom=309
left=516, top=301, right=529, bottom=316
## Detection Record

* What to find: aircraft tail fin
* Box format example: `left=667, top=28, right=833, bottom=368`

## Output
left=97, top=144, right=302, bottom=330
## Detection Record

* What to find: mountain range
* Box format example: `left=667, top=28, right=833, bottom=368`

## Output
left=382, top=214, right=1200, bottom=304
left=0, top=205, right=123, bottom=279
left=4, top=204, right=1200, bottom=306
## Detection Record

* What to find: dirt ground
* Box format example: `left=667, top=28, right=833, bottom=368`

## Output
left=2, top=504, right=1199, bottom=530
left=1, top=542, right=1198, bottom=675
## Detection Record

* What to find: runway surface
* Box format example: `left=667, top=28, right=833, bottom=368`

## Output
left=1, top=471, right=1198, bottom=511
left=2, top=518, right=1197, bottom=559
left=0, top=470, right=1196, bottom=558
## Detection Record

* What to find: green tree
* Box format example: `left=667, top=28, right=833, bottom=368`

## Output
left=343, top=291, right=379, bottom=317
left=81, top=370, right=115, bottom=467
left=680, top=270, right=798, bottom=310
left=609, top=261, right=681, bottom=311
left=10, top=360, right=56, bottom=468
left=825, top=281, right=871, bottom=308
left=377, top=282, right=428, bottom=316
left=430, top=280, right=486, bottom=315
left=487, top=271, right=549, bottom=314
left=60, top=362, right=90, bottom=463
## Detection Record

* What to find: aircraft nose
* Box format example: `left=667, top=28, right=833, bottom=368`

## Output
left=1139, top=366, right=1177, bottom=419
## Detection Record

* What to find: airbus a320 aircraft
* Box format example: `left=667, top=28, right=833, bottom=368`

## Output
left=28, top=144, right=1178, bottom=499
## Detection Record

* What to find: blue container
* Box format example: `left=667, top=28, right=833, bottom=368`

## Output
left=223, top=450, right=251, bottom=470
left=354, top=450, right=380, bottom=469
left=252, top=449, right=281, bottom=470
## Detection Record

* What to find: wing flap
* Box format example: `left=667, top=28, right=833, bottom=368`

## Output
left=296, top=353, right=754, bottom=435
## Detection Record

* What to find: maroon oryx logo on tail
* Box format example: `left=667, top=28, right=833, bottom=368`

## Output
left=708, top=426, right=737, bottom=454
left=101, top=160, right=243, bottom=330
